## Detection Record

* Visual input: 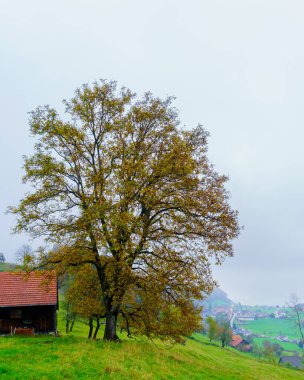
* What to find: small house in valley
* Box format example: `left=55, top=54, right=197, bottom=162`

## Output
left=229, top=335, right=252, bottom=352
left=279, top=355, right=303, bottom=369
left=0, top=271, right=58, bottom=335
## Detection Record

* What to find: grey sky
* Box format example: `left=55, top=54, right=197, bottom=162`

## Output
left=1, top=0, right=304, bottom=305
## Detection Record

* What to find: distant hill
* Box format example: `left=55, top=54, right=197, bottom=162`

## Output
left=201, top=288, right=233, bottom=311
left=205, top=288, right=231, bottom=303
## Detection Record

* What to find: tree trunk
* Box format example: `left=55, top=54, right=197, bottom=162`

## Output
left=88, top=317, right=94, bottom=339
left=69, top=317, right=75, bottom=333
left=93, top=317, right=100, bottom=340
left=103, top=311, right=119, bottom=341
left=65, top=302, right=70, bottom=334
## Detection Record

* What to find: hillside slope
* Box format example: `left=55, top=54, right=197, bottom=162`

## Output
left=0, top=332, right=302, bottom=379
left=0, top=282, right=302, bottom=378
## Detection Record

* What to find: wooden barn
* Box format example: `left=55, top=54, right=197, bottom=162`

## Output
left=229, top=335, right=252, bottom=352
left=0, top=271, right=58, bottom=335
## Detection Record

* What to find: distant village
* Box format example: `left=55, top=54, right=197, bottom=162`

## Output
left=202, top=288, right=304, bottom=349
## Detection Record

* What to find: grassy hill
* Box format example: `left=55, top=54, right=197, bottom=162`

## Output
left=0, top=262, right=16, bottom=272
left=0, top=284, right=303, bottom=378
left=0, top=328, right=303, bottom=379
left=202, top=288, right=233, bottom=309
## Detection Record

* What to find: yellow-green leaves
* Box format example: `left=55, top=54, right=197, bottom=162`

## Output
left=10, top=80, right=239, bottom=342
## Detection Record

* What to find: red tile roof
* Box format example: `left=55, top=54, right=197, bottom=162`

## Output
left=230, top=335, right=244, bottom=347
left=0, top=272, right=57, bottom=307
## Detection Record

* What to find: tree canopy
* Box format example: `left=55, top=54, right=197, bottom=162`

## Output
left=10, top=80, right=239, bottom=341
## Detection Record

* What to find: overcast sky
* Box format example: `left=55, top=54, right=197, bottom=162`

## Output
left=1, top=0, right=304, bottom=305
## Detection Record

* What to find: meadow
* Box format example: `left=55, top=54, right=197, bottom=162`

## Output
left=253, top=337, right=301, bottom=353
left=236, top=318, right=302, bottom=353
left=0, top=265, right=303, bottom=378
left=0, top=316, right=303, bottom=379
left=242, top=318, right=299, bottom=340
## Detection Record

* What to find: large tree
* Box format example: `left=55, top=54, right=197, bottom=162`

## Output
left=10, top=80, right=239, bottom=341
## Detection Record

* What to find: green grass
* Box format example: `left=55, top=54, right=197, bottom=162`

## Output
left=252, top=337, right=301, bottom=353
left=0, top=325, right=303, bottom=379
left=0, top=300, right=302, bottom=379
left=236, top=317, right=302, bottom=354
left=0, top=281, right=303, bottom=377
left=0, top=334, right=303, bottom=379
left=240, top=318, right=299, bottom=340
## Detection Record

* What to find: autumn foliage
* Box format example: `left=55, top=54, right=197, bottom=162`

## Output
left=10, top=80, right=239, bottom=341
